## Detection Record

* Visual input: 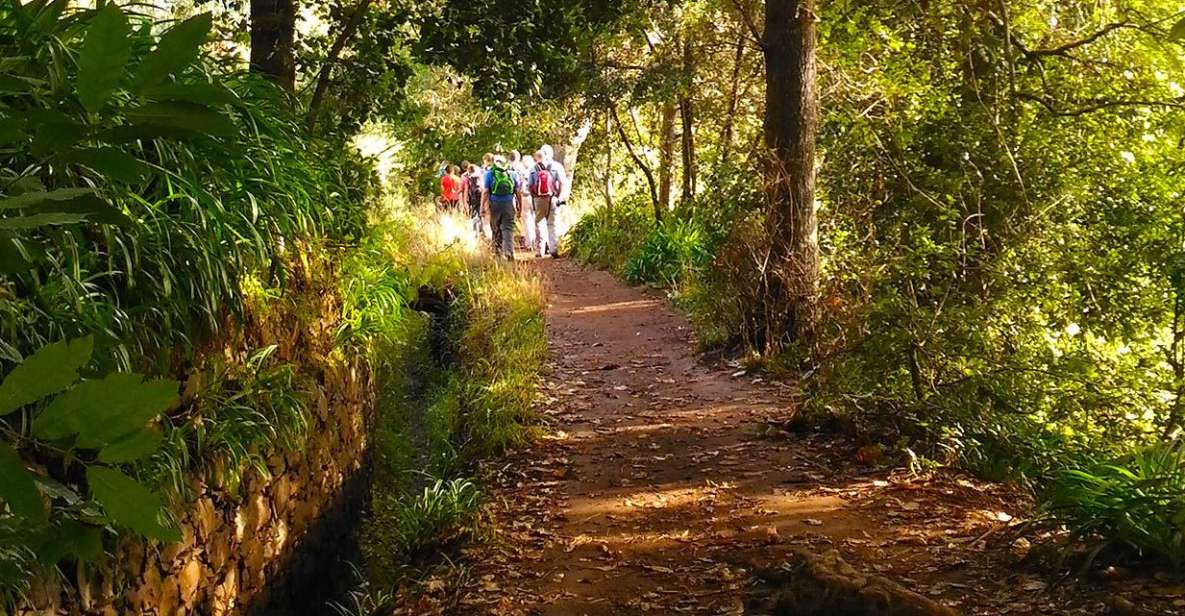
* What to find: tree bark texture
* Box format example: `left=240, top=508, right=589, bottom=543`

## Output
left=763, top=0, right=819, bottom=347
left=679, top=35, right=697, bottom=206
left=657, top=100, right=677, bottom=220
left=250, top=0, right=297, bottom=92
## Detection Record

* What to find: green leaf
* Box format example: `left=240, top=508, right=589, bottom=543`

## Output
left=98, top=427, right=163, bottom=464
left=0, top=188, right=94, bottom=211
left=61, top=147, right=148, bottom=183
left=0, top=234, right=35, bottom=276
left=1171, top=16, right=1185, bottom=41
left=125, top=101, right=236, bottom=137
left=77, top=4, right=131, bottom=113
left=0, top=441, right=45, bottom=524
left=0, top=115, right=25, bottom=145
left=0, top=212, right=88, bottom=230
left=38, top=193, right=134, bottom=227
left=37, top=519, right=104, bottom=564
left=141, top=81, right=236, bottom=106
left=86, top=466, right=179, bottom=542
left=0, top=337, right=92, bottom=416
left=132, top=13, right=213, bottom=91
left=32, top=373, right=179, bottom=448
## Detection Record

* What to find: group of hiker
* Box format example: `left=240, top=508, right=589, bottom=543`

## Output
left=438, top=145, right=569, bottom=260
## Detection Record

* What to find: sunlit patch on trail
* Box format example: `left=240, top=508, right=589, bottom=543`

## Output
left=570, top=299, right=664, bottom=315
left=565, top=482, right=741, bottom=518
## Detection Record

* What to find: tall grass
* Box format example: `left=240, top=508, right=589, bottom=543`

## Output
left=350, top=205, right=546, bottom=593
left=0, top=2, right=373, bottom=373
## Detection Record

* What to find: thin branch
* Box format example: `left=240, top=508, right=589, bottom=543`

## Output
left=608, top=103, right=661, bottom=213
left=728, top=0, right=765, bottom=51
left=306, top=0, right=375, bottom=129
left=1018, top=22, right=1136, bottom=59
left=1019, top=93, right=1185, bottom=117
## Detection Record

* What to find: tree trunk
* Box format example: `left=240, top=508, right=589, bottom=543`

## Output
left=250, top=0, right=297, bottom=92
left=679, top=36, right=697, bottom=206
left=602, top=111, right=614, bottom=209
left=657, top=100, right=676, bottom=220
left=609, top=104, right=660, bottom=215
left=307, top=0, right=375, bottom=128
left=553, top=115, right=594, bottom=187
left=763, top=0, right=819, bottom=348
left=721, top=30, right=747, bottom=163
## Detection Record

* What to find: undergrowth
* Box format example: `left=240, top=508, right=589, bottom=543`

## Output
left=344, top=207, right=547, bottom=595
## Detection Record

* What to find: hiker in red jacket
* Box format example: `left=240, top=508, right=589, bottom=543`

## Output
left=440, top=165, right=463, bottom=211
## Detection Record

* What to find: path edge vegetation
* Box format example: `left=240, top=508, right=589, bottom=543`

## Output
left=565, top=0, right=1185, bottom=573
left=0, top=3, right=546, bottom=612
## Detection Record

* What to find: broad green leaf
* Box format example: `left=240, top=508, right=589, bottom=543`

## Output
left=37, top=193, right=134, bottom=227
left=86, top=466, right=179, bottom=542
left=132, top=13, right=213, bottom=91
left=0, top=115, right=24, bottom=145
left=96, top=124, right=196, bottom=143
left=0, top=337, right=92, bottom=416
left=0, top=441, right=45, bottom=523
left=98, top=426, right=163, bottom=464
left=32, top=373, right=179, bottom=448
left=0, top=235, right=33, bottom=274
left=125, top=101, right=236, bottom=137
left=30, top=0, right=68, bottom=34
left=37, top=519, right=104, bottom=564
left=61, top=147, right=148, bottom=183
left=27, top=109, right=87, bottom=156
left=1171, top=16, right=1185, bottom=41
left=0, top=188, right=93, bottom=211
left=0, top=212, right=88, bottom=230
left=77, top=4, right=131, bottom=113
left=141, top=81, right=236, bottom=105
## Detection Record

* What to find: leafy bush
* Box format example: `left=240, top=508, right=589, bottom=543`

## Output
left=566, top=200, right=652, bottom=273
left=0, top=2, right=374, bottom=603
left=1046, top=442, right=1185, bottom=567
left=0, top=1, right=371, bottom=370
left=0, top=338, right=182, bottom=601
left=622, top=217, right=713, bottom=286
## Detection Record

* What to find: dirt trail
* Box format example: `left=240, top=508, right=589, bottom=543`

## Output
left=402, top=259, right=1181, bottom=616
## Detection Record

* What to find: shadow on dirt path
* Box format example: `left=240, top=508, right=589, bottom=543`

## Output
left=392, top=258, right=1184, bottom=616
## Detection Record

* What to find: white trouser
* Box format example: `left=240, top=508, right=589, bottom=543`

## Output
left=522, top=199, right=537, bottom=251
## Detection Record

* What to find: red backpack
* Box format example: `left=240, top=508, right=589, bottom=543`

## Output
left=533, top=163, right=556, bottom=197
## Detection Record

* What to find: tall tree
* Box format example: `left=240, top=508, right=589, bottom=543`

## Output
left=679, top=35, right=697, bottom=206
left=763, top=0, right=818, bottom=346
left=657, top=100, right=676, bottom=218
left=250, top=0, right=297, bottom=91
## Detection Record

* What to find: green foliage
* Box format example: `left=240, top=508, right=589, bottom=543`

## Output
left=0, top=1, right=370, bottom=368
left=86, top=466, right=179, bottom=542
left=353, top=209, right=545, bottom=590
left=0, top=2, right=374, bottom=603
left=567, top=201, right=653, bottom=273
left=0, top=337, right=182, bottom=601
left=1047, top=441, right=1185, bottom=566
left=416, top=0, right=641, bottom=102
left=623, top=217, right=713, bottom=286
left=0, top=337, right=92, bottom=416
left=389, top=478, right=482, bottom=559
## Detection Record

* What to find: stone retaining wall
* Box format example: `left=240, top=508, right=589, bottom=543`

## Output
left=17, top=256, right=380, bottom=616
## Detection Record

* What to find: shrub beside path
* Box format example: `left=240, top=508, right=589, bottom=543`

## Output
left=393, top=259, right=1183, bottom=616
